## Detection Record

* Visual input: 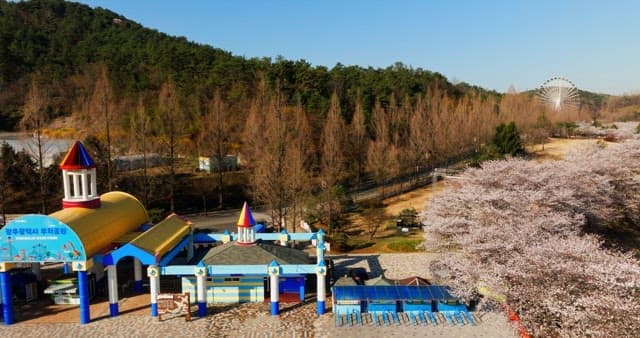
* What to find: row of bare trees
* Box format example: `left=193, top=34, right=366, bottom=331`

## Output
left=15, top=66, right=590, bottom=231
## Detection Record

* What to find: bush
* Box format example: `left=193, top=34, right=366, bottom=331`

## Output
left=493, top=122, right=524, bottom=156
left=396, top=207, right=419, bottom=227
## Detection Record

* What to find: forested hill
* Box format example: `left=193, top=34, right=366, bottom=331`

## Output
left=0, top=0, right=487, bottom=131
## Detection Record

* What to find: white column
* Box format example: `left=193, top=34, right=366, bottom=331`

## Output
left=81, top=169, right=88, bottom=199
left=317, top=272, right=326, bottom=310
left=133, top=258, right=142, bottom=292
left=90, top=169, right=97, bottom=197
left=149, top=265, right=160, bottom=317
left=107, top=265, right=119, bottom=316
left=196, top=274, right=206, bottom=304
left=62, top=170, right=70, bottom=199
left=270, top=273, right=279, bottom=315
left=74, top=174, right=81, bottom=198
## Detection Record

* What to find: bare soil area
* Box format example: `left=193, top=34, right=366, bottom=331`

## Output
left=526, top=137, right=615, bottom=161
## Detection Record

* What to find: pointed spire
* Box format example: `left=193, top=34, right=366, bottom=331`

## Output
left=60, top=141, right=95, bottom=169
left=236, top=202, right=256, bottom=228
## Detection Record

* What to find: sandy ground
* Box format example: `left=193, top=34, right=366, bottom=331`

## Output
left=3, top=254, right=519, bottom=338
left=382, top=182, right=450, bottom=217
left=526, top=137, right=616, bottom=161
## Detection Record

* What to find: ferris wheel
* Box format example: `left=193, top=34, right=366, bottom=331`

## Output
left=537, top=76, right=580, bottom=112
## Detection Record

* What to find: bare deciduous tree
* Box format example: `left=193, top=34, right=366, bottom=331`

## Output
left=348, top=91, right=368, bottom=191
left=127, top=93, right=152, bottom=206
left=366, top=100, right=399, bottom=200
left=156, top=78, right=185, bottom=212
left=21, top=76, right=50, bottom=213
left=284, top=99, right=313, bottom=236
left=320, top=92, right=347, bottom=234
left=201, top=89, right=233, bottom=208
left=88, top=65, right=116, bottom=190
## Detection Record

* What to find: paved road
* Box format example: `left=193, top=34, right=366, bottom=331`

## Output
left=184, top=209, right=272, bottom=232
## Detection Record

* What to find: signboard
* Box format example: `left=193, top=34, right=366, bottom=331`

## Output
left=157, top=292, right=191, bottom=321
left=0, top=215, right=86, bottom=263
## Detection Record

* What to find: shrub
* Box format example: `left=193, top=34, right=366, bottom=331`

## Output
left=492, top=122, right=524, bottom=156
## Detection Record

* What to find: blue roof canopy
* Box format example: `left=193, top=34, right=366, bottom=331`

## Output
left=332, top=285, right=458, bottom=302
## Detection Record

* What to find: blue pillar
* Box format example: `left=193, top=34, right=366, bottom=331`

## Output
left=1, top=271, right=15, bottom=325
left=198, top=302, right=207, bottom=317
left=107, top=265, right=119, bottom=317
left=299, top=276, right=305, bottom=301
left=63, top=263, right=70, bottom=274
left=316, top=259, right=327, bottom=315
left=195, top=268, right=207, bottom=317
left=134, top=280, right=143, bottom=293
left=148, top=266, right=159, bottom=317
left=268, top=260, right=280, bottom=316
left=133, top=259, right=143, bottom=293
left=77, top=270, right=90, bottom=324
left=270, top=300, right=280, bottom=315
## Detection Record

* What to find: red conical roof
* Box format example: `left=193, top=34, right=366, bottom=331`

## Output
left=236, top=202, right=256, bottom=228
left=60, top=141, right=95, bottom=169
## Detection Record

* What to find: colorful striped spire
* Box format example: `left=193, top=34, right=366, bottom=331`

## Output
left=60, top=141, right=95, bottom=169
left=236, top=202, right=256, bottom=228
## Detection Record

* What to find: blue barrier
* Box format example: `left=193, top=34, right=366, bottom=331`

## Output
left=372, top=312, right=380, bottom=326
left=418, top=312, right=427, bottom=326
left=408, top=312, right=417, bottom=326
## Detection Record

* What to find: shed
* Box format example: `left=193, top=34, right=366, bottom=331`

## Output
left=181, top=240, right=309, bottom=304
left=332, top=285, right=463, bottom=314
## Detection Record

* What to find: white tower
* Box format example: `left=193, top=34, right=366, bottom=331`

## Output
left=59, top=141, right=101, bottom=209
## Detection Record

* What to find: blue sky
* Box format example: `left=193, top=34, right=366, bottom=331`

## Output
left=75, top=1, right=639, bottom=95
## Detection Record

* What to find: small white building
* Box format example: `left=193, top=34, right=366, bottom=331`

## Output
left=114, top=153, right=163, bottom=171
left=198, top=155, right=239, bottom=172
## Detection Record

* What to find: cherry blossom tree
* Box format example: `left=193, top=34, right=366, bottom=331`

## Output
left=422, top=135, right=640, bottom=337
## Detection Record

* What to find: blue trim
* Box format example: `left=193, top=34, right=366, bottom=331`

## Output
left=317, top=301, right=325, bottom=315
left=198, top=302, right=207, bottom=317
left=151, top=303, right=158, bottom=317
left=134, top=280, right=143, bottom=293
left=193, top=233, right=218, bottom=243
left=270, top=301, right=279, bottom=315
left=109, top=303, right=119, bottom=317
left=63, top=263, right=70, bottom=274
left=139, top=223, right=154, bottom=231
left=1, top=271, right=14, bottom=325
left=159, top=236, right=191, bottom=266
left=103, top=243, right=155, bottom=266
left=78, top=271, right=90, bottom=324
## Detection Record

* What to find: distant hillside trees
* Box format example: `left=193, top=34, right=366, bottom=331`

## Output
left=3, top=0, right=636, bottom=221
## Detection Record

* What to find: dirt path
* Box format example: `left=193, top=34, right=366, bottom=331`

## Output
left=382, top=181, right=449, bottom=216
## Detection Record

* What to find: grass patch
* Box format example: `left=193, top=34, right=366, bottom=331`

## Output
left=386, top=239, right=423, bottom=252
